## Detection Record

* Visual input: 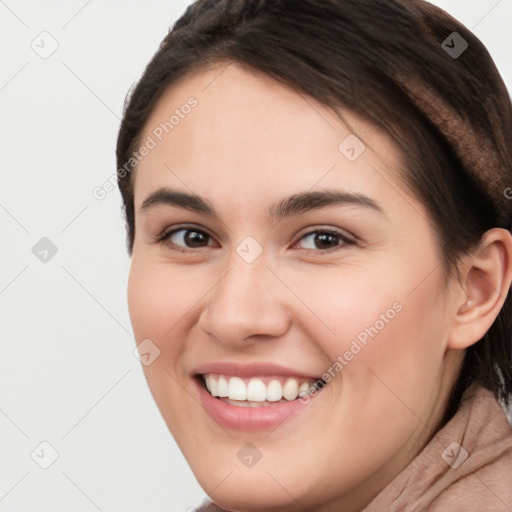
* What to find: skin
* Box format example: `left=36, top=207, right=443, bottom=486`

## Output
left=127, top=62, right=512, bottom=512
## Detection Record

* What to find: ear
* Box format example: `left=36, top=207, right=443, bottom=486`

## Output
left=448, top=228, right=512, bottom=350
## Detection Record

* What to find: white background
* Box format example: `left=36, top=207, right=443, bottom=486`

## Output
left=1, top=1, right=511, bottom=511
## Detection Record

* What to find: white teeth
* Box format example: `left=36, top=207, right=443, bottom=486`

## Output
left=217, top=376, right=229, bottom=397
left=226, top=398, right=288, bottom=407
left=298, top=382, right=310, bottom=398
left=267, top=379, right=283, bottom=401
left=228, top=377, right=247, bottom=400
left=282, top=378, right=299, bottom=400
left=203, top=374, right=323, bottom=403
left=246, top=379, right=267, bottom=402
left=210, top=376, right=219, bottom=397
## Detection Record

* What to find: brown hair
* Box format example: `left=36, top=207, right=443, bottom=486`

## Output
left=116, top=0, right=512, bottom=421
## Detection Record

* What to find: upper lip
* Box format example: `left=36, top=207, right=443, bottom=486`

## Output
left=192, top=361, right=322, bottom=380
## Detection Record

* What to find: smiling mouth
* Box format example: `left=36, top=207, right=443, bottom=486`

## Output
left=199, top=373, right=327, bottom=407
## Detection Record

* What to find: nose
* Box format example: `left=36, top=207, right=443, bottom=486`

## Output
left=197, top=249, right=291, bottom=347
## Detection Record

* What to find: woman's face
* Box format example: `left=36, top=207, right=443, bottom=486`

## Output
left=128, top=62, right=463, bottom=511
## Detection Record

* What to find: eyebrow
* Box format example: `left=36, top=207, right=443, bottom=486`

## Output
left=140, top=187, right=385, bottom=220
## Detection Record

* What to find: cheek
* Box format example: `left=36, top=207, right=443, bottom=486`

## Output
left=127, top=257, right=198, bottom=347
left=126, top=256, right=198, bottom=401
left=307, top=258, right=447, bottom=383
left=127, top=257, right=199, bottom=431
left=287, top=265, right=406, bottom=361
left=127, top=262, right=165, bottom=342
left=342, top=268, right=448, bottom=401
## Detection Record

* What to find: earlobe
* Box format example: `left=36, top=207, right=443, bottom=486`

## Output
left=448, top=228, right=512, bottom=350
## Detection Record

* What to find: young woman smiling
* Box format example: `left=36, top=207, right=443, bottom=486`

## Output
left=116, top=1, right=512, bottom=510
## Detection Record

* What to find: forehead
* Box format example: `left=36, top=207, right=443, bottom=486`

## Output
left=133, top=62, right=410, bottom=214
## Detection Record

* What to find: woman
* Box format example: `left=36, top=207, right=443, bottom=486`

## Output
left=116, top=0, right=512, bottom=510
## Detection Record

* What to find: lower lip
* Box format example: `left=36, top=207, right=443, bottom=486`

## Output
left=194, top=377, right=320, bottom=431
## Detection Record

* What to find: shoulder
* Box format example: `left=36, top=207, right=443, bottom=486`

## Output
left=427, top=386, right=512, bottom=510
left=364, top=384, right=512, bottom=511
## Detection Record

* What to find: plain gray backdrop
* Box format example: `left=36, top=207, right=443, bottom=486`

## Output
left=1, top=1, right=511, bottom=511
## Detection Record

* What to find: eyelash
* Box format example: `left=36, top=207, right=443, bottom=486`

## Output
left=154, top=224, right=356, bottom=253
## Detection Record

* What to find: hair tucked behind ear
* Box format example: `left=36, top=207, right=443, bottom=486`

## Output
left=116, top=0, right=512, bottom=418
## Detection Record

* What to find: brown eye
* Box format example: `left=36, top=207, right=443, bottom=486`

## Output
left=296, top=230, right=355, bottom=251
left=162, top=228, right=214, bottom=249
